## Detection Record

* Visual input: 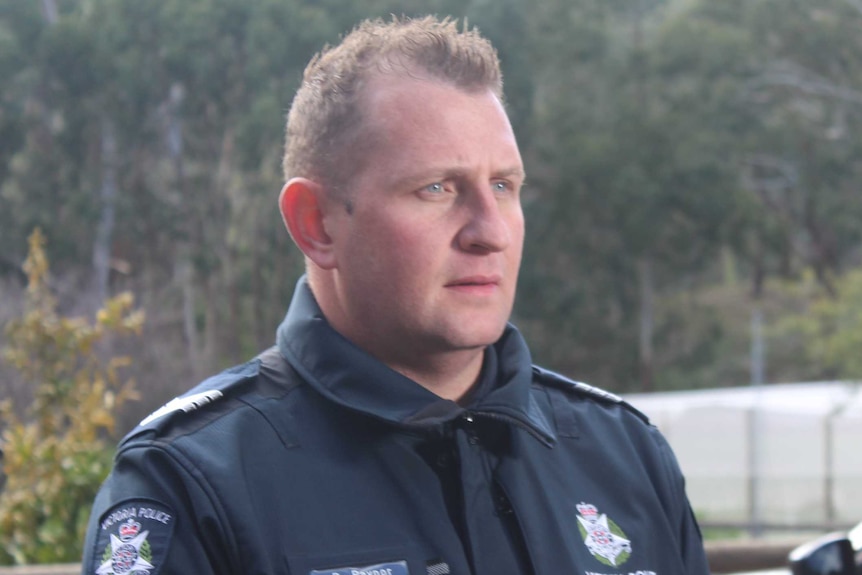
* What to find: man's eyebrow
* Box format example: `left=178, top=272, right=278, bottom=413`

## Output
left=390, top=167, right=464, bottom=190
left=493, top=167, right=527, bottom=181
left=396, top=166, right=526, bottom=189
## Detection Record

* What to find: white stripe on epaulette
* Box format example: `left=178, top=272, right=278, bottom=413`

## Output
left=533, top=365, right=623, bottom=403
left=568, top=380, right=623, bottom=403
left=140, top=390, right=225, bottom=426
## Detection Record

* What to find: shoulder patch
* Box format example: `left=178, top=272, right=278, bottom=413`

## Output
left=90, top=498, right=175, bottom=575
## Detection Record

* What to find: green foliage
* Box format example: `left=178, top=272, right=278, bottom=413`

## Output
left=776, top=270, right=862, bottom=379
left=514, top=0, right=862, bottom=389
left=0, top=229, right=144, bottom=565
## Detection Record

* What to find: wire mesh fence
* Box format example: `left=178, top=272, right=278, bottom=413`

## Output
left=626, top=381, right=862, bottom=536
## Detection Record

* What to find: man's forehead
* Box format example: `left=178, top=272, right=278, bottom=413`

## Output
left=338, top=71, right=521, bottom=192
left=361, top=70, right=502, bottom=116
left=360, top=77, right=511, bottom=152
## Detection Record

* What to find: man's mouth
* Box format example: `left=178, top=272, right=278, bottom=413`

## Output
left=445, top=275, right=502, bottom=292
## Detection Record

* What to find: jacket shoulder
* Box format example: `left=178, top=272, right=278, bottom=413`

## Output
left=532, top=365, right=651, bottom=425
left=121, top=347, right=296, bottom=446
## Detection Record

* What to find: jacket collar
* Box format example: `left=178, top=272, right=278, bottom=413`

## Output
left=276, top=277, right=555, bottom=445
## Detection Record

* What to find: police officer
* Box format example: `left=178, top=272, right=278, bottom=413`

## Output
left=82, top=16, right=710, bottom=575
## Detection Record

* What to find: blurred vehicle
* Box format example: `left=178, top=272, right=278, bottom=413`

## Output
left=730, top=522, right=862, bottom=575
left=787, top=522, right=861, bottom=575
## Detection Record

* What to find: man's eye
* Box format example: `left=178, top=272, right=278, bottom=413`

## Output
left=425, top=183, right=445, bottom=194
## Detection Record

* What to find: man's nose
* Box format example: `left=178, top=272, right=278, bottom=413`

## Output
left=457, top=186, right=513, bottom=253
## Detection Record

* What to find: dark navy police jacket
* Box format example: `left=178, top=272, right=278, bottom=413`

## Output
left=82, top=279, right=709, bottom=575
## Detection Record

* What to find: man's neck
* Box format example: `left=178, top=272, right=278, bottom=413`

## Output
left=386, top=348, right=486, bottom=403
left=308, top=271, right=490, bottom=402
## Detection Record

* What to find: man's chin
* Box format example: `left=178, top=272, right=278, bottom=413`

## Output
left=441, top=323, right=509, bottom=351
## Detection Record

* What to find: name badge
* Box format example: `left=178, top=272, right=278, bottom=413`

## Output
left=310, top=560, right=409, bottom=575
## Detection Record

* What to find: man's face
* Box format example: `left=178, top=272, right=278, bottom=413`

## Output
left=324, top=74, right=525, bottom=367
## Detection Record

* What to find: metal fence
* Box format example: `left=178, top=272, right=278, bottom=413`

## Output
left=626, top=381, right=862, bottom=535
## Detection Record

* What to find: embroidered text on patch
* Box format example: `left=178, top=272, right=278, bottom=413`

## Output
left=576, top=502, right=632, bottom=567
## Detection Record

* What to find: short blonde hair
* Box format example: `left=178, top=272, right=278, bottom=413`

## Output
left=283, top=16, right=503, bottom=190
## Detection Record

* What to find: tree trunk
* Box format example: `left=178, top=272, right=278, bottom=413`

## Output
left=638, top=258, right=654, bottom=392
left=40, top=0, right=58, bottom=25
left=633, top=0, right=654, bottom=393
left=92, top=116, right=117, bottom=311
left=179, top=250, right=201, bottom=380
left=166, top=83, right=203, bottom=379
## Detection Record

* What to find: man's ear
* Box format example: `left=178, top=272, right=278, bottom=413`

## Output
left=279, top=178, right=338, bottom=270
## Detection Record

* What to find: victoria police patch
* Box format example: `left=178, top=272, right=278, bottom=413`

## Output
left=91, top=498, right=175, bottom=575
left=575, top=502, right=632, bottom=567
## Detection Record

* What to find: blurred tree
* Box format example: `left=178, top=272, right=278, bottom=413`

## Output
left=0, top=229, right=143, bottom=565
left=516, top=0, right=741, bottom=390
left=650, top=0, right=862, bottom=386
left=776, top=269, right=862, bottom=379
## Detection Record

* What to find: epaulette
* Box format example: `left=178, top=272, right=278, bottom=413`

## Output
left=532, top=365, right=651, bottom=424
left=532, top=365, right=622, bottom=403
left=122, top=355, right=263, bottom=444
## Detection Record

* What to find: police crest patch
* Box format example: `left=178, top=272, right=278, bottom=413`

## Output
left=576, top=502, right=632, bottom=567
left=91, top=499, right=175, bottom=575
